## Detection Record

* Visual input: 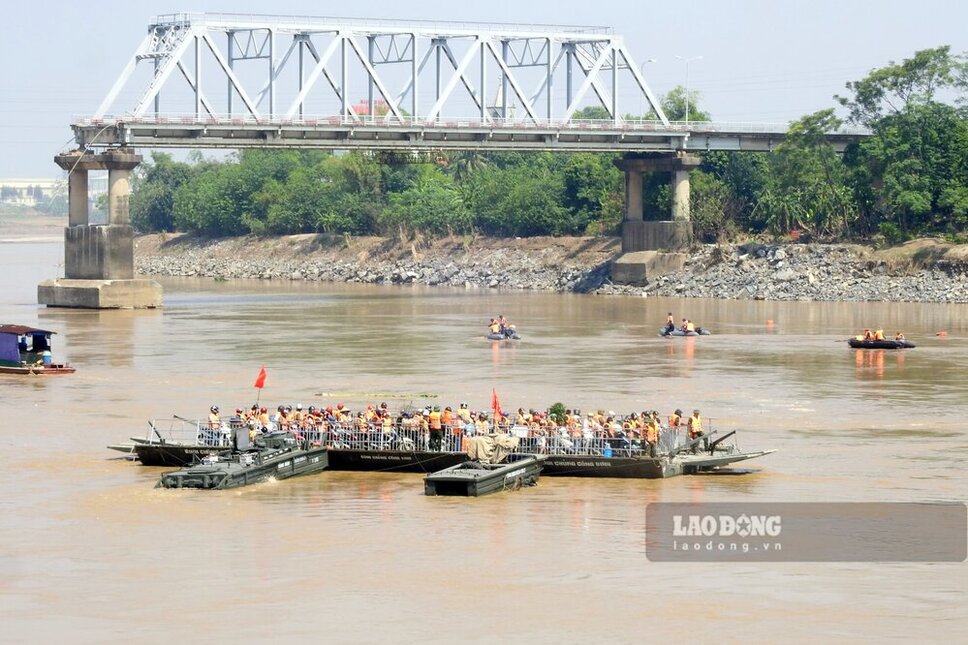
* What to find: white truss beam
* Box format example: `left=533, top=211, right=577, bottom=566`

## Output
left=90, top=13, right=669, bottom=127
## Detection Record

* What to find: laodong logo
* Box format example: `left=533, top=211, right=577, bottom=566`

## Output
left=672, top=513, right=782, bottom=538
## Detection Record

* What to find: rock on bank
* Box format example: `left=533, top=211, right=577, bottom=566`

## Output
left=135, top=234, right=968, bottom=303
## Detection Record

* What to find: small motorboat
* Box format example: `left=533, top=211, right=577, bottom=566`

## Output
left=848, top=338, right=916, bottom=349
left=487, top=330, right=522, bottom=341
left=0, top=324, right=75, bottom=375
left=659, top=327, right=711, bottom=337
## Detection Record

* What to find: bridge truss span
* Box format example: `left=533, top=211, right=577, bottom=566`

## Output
left=91, top=12, right=668, bottom=128
left=71, top=12, right=869, bottom=154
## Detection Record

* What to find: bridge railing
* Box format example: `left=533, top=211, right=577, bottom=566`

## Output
left=72, top=114, right=871, bottom=137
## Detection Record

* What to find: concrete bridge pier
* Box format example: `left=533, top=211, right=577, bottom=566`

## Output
left=610, top=152, right=701, bottom=286
left=39, top=148, right=161, bottom=308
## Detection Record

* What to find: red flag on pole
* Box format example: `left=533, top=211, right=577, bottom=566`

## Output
left=491, top=388, right=502, bottom=419
left=254, top=366, right=267, bottom=389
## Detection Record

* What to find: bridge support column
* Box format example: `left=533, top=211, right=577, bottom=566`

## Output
left=611, top=152, right=701, bottom=286
left=39, top=148, right=162, bottom=309
left=623, top=168, right=643, bottom=223
left=672, top=168, right=692, bottom=222
left=67, top=168, right=89, bottom=227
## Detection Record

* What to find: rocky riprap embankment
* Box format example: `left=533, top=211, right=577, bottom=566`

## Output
left=136, top=235, right=614, bottom=294
left=598, top=242, right=968, bottom=303
left=135, top=236, right=968, bottom=303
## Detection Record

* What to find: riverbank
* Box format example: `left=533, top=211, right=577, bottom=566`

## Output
left=134, top=233, right=968, bottom=303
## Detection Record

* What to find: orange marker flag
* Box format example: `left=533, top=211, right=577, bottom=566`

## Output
left=254, top=366, right=268, bottom=389
left=491, top=388, right=502, bottom=419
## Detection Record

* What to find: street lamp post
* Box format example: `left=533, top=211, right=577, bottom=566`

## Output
left=639, top=58, right=657, bottom=118
left=675, top=55, right=703, bottom=123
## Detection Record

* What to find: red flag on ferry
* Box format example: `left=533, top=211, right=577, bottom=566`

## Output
left=254, top=366, right=267, bottom=389
left=491, top=388, right=502, bottom=419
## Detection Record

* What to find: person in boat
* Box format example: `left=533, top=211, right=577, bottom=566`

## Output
left=644, top=414, right=659, bottom=457
left=418, top=409, right=431, bottom=450
left=488, top=318, right=501, bottom=336
left=863, top=329, right=874, bottom=340
left=669, top=409, right=683, bottom=432
left=475, top=412, right=490, bottom=435
left=443, top=406, right=460, bottom=451
left=895, top=331, right=905, bottom=341
left=428, top=406, right=443, bottom=451
left=497, top=411, right=511, bottom=432
left=687, top=409, right=704, bottom=453
left=665, top=312, right=676, bottom=334
left=208, top=406, right=221, bottom=429
left=457, top=402, right=472, bottom=425
left=873, top=329, right=885, bottom=340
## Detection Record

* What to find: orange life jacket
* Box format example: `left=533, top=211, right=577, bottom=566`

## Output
left=687, top=414, right=703, bottom=438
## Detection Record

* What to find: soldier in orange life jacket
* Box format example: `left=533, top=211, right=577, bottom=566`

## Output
left=208, top=406, right=221, bottom=429
left=428, top=406, right=443, bottom=451
left=669, top=409, right=683, bottom=432
left=687, top=409, right=704, bottom=452
left=645, top=416, right=659, bottom=457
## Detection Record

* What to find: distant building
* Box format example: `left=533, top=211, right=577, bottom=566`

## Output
left=0, top=173, right=106, bottom=210
left=0, top=178, right=65, bottom=207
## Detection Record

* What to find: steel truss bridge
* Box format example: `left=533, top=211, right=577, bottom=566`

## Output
left=71, top=13, right=866, bottom=154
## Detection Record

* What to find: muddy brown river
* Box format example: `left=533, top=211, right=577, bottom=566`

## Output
left=2, top=241, right=966, bottom=642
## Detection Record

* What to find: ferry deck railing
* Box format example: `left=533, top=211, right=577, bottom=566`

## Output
left=227, top=417, right=706, bottom=458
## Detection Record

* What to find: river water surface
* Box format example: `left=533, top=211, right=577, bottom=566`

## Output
left=2, top=241, right=966, bottom=643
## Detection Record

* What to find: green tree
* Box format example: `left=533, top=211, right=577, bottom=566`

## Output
left=129, top=152, right=194, bottom=232
left=755, top=110, right=856, bottom=237
left=381, top=167, right=470, bottom=235
left=836, top=46, right=966, bottom=125
left=463, top=164, right=568, bottom=236
left=838, top=46, right=968, bottom=237
left=173, top=164, right=245, bottom=235
left=661, top=86, right=711, bottom=122
left=689, top=170, right=742, bottom=242
left=445, top=151, right=490, bottom=183
left=561, top=153, right=623, bottom=233
left=571, top=106, right=611, bottom=120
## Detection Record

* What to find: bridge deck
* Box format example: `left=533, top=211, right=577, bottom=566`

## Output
left=73, top=117, right=866, bottom=153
